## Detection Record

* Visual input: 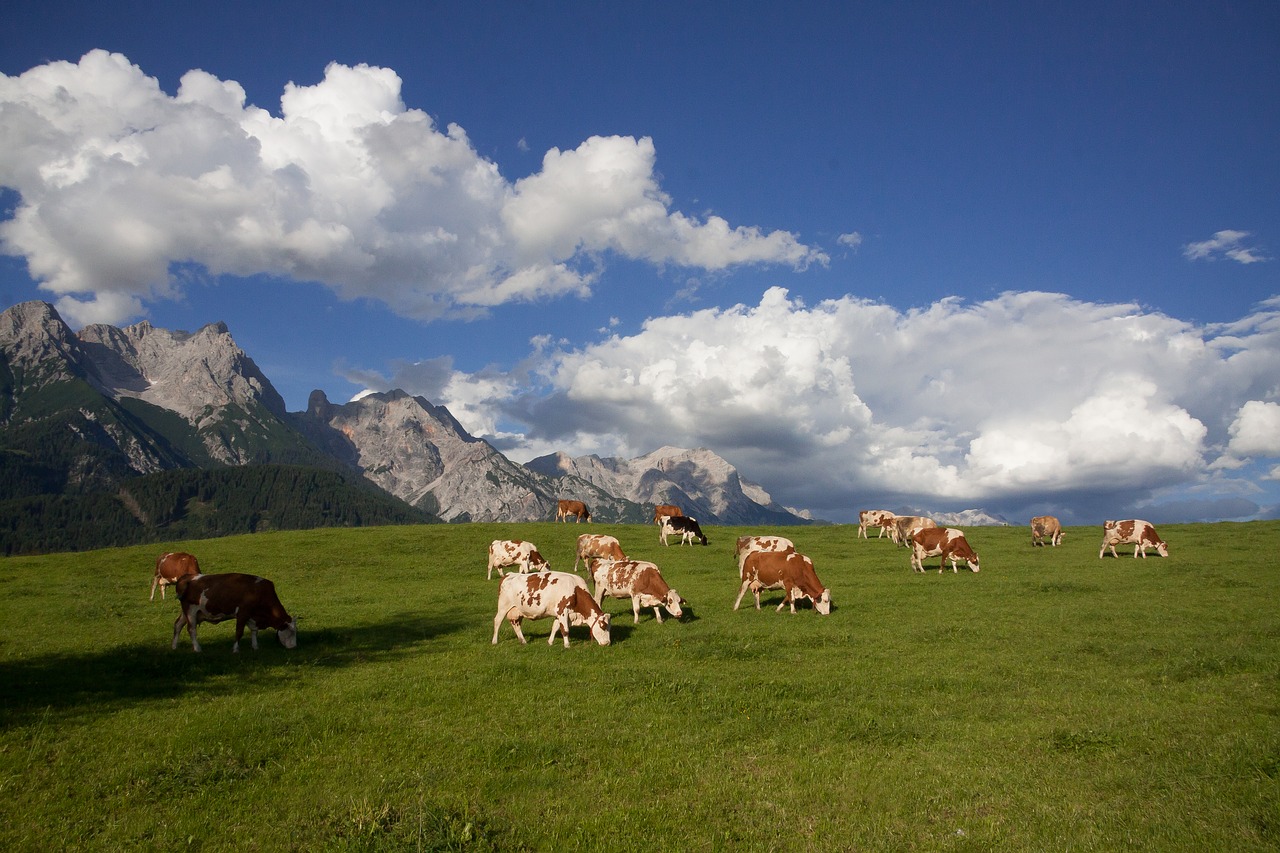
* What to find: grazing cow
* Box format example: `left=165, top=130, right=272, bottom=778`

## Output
left=734, top=535, right=795, bottom=572
left=910, top=527, right=981, bottom=573
left=1031, top=515, right=1064, bottom=547
left=734, top=550, right=831, bottom=615
left=659, top=515, right=709, bottom=546
left=487, top=539, right=550, bottom=580
left=492, top=571, right=611, bottom=647
left=573, top=533, right=627, bottom=574
left=858, top=509, right=896, bottom=539
left=171, top=573, right=297, bottom=653
left=889, top=515, right=937, bottom=547
left=556, top=499, right=592, bottom=523
left=1099, top=519, right=1169, bottom=559
left=652, top=504, right=683, bottom=525
left=591, top=559, right=685, bottom=623
left=151, top=551, right=200, bottom=600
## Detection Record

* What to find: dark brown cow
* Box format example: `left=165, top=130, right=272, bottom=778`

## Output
left=171, top=573, right=297, bottom=653
left=574, top=533, right=627, bottom=574
left=734, top=550, right=831, bottom=614
left=556, top=499, right=592, bottom=523
left=492, top=571, right=611, bottom=647
left=911, top=527, right=980, bottom=573
left=1030, top=515, right=1063, bottom=547
left=652, top=504, right=683, bottom=525
left=151, top=551, right=200, bottom=600
left=1099, top=519, right=1168, bottom=558
left=591, top=559, right=684, bottom=623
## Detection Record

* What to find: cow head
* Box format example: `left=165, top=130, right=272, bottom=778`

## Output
left=278, top=618, right=298, bottom=649
left=814, top=589, right=832, bottom=615
left=1155, top=541, right=1169, bottom=557
left=664, top=589, right=685, bottom=620
left=588, top=611, right=612, bottom=645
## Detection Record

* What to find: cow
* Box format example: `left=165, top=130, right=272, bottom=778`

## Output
left=734, top=535, right=795, bottom=572
left=171, top=573, right=297, bottom=653
left=910, top=527, right=981, bottom=573
left=734, top=550, right=831, bottom=615
left=889, top=515, right=937, bottom=547
left=151, top=551, right=200, bottom=600
left=652, top=504, right=683, bottom=525
left=573, top=533, right=627, bottom=574
left=491, top=571, right=611, bottom=647
left=659, top=515, right=709, bottom=546
left=858, top=509, right=896, bottom=539
left=1099, top=519, right=1169, bottom=559
left=487, top=539, right=550, bottom=580
left=591, top=559, right=685, bottom=623
left=1031, top=515, right=1063, bottom=547
left=556, top=499, right=592, bottom=523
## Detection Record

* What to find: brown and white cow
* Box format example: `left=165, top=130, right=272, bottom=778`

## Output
left=1099, top=519, right=1169, bottom=558
left=487, top=539, right=550, bottom=580
left=171, top=573, right=297, bottom=653
left=573, top=533, right=627, bottom=574
left=858, top=509, right=896, bottom=539
left=151, top=551, right=200, bottom=600
left=492, top=571, right=611, bottom=647
left=734, top=535, right=795, bottom=572
left=659, top=515, right=709, bottom=546
left=1031, top=515, right=1064, bottom=547
left=889, top=515, right=937, bottom=547
left=910, top=527, right=980, bottom=573
left=591, top=559, right=685, bottom=623
left=556, top=499, right=592, bottom=523
left=734, top=550, right=831, bottom=614
left=652, top=504, right=683, bottom=525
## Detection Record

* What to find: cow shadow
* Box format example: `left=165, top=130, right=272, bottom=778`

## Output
left=0, top=610, right=467, bottom=728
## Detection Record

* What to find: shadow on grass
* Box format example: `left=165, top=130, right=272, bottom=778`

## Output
left=0, top=609, right=467, bottom=728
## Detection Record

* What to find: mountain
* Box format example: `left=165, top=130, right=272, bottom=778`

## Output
left=896, top=507, right=1011, bottom=527
left=293, top=389, right=649, bottom=523
left=525, top=445, right=810, bottom=525
left=1, top=301, right=809, bottom=548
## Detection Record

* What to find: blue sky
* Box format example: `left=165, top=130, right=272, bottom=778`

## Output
left=2, top=1, right=1278, bottom=524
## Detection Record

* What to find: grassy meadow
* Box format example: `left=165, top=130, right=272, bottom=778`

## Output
left=1, top=519, right=1278, bottom=851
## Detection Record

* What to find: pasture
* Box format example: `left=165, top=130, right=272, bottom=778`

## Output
left=1, top=520, right=1278, bottom=851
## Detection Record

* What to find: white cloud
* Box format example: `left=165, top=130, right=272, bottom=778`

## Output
left=1227, top=400, right=1280, bottom=457
left=400, top=289, right=1280, bottom=522
left=1183, top=229, right=1269, bottom=264
left=837, top=231, right=863, bottom=250
left=0, top=51, right=821, bottom=327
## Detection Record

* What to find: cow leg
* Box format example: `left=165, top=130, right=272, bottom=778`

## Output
left=150, top=577, right=159, bottom=600
left=633, top=598, right=643, bottom=624
left=549, top=614, right=571, bottom=647
left=652, top=603, right=663, bottom=624
left=171, top=611, right=189, bottom=650
left=732, top=581, right=752, bottom=611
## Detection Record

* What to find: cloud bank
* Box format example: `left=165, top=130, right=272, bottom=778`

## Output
left=356, top=290, right=1280, bottom=524
left=0, top=51, right=824, bottom=327
left=1183, top=230, right=1270, bottom=264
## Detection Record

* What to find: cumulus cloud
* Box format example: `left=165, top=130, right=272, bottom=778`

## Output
left=0, top=51, right=822, bottom=327
left=1227, top=400, right=1280, bottom=457
left=1183, top=230, right=1269, bottom=264
left=375, top=289, right=1280, bottom=522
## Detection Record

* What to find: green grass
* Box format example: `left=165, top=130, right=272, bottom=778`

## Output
left=2, top=520, right=1278, bottom=851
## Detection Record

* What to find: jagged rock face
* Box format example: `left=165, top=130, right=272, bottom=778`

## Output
left=78, top=319, right=286, bottom=424
left=298, top=390, right=558, bottom=522
left=0, top=300, right=89, bottom=387
left=526, top=445, right=806, bottom=525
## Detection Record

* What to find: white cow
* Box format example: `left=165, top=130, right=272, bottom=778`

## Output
left=492, top=571, right=611, bottom=647
left=591, top=559, right=684, bottom=623
left=487, top=539, right=550, bottom=580
left=1099, top=519, right=1169, bottom=558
